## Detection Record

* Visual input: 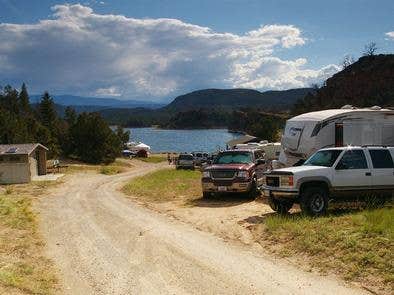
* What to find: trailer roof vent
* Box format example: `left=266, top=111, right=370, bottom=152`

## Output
left=370, top=106, right=382, bottom=110
left=341, top=105, right=354, bottom=109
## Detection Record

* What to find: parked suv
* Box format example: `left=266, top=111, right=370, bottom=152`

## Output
left=201, top=149, right=266, bottom=198
left=176, top=153, right=195, bottom=170
left=262, top=146, right=394, bottom=215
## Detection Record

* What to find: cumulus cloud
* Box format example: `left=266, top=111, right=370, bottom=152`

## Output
left=386, top=31, right=394, bottom=40
left=0, top=4, right=338, bottom=100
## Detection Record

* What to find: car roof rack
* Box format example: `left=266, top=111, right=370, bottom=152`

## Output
left=361, top=145, right=391, bottom=148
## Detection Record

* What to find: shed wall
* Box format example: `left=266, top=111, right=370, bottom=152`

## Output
left=0, top=163, right=30, bottom=184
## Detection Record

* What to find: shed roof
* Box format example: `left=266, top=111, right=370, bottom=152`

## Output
left=0, top=143, right=48, bottom=155
left=226, top=135, right=260, bottom=147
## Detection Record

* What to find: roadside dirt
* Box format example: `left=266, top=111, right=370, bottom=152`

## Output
left=37, top=161, right=367, bottom=295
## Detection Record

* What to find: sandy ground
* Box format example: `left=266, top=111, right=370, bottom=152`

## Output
left=37, top=161, right=368, bottom=295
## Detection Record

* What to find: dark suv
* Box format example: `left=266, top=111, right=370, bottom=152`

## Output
left=201, top=149, right=266, bottom=198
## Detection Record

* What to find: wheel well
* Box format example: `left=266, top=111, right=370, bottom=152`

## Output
left=299, top=181, right=329, bottom=195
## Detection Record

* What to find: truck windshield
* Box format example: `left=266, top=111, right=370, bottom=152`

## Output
left=214, top=152, right=253, bottom=164
left=303, top=150, right=342, bottom=167
left=179, top=154, right=193, bottom=160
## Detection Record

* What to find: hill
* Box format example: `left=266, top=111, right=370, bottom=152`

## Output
left=164, top=88, right=313, bottom=112
left=293, top=54, right=394, bottom=114
left=31, top=94, right=165, bottom=109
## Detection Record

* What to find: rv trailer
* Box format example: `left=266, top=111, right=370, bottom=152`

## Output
left=275, top=106, right=394, bottom=168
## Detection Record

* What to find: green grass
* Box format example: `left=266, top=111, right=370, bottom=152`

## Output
left=122, top=168, right=201, bottom=202
left=137, top=155, right=168, bottom=163
left=260, top=207, right=394, bottom=292
left=0, top=193, right=57, bottom=294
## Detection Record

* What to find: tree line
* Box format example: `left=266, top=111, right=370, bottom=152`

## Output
left=0, top=84, right=129, bottom=164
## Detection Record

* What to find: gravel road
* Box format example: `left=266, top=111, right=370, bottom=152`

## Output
left=37, top=162, right=367, bottom=295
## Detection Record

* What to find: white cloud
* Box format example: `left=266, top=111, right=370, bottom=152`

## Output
left=95, top=86, right=121, bottom=97
left=386, top=31, right=394, bottom=40
left=0, top=4, right=338, bottom=100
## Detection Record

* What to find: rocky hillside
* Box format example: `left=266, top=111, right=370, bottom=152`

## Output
left=165, top=88, right=313, bottom=112
left=293, top=54, right=394, bottom=114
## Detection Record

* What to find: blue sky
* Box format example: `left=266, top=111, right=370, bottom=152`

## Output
left=1, top=0, right=393, bottom=101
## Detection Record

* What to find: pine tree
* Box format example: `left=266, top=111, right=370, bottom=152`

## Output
left=19, top=83, right=31, bottom=113
left=64, top=106, right=77, bottom=126
left=39, top=92, right=57, bottom=129
left=38, top=92, right=60, bottom=157
left=115, top=126, right=130, bottom=147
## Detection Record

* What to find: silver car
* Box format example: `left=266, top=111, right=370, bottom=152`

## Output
left=176, top=153, right=195, bottom=170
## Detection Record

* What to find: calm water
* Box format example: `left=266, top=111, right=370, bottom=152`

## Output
left=125, top=128, right=240, bottom=153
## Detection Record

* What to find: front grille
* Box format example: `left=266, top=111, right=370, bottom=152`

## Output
left=211, top=170, right=236, bottom=179
left=213, top=180, right=234, bottom=186
left=266, top=176, right=279, bottom=187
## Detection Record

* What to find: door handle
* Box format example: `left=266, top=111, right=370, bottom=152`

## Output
left=365, top=172, right=371, bottom=176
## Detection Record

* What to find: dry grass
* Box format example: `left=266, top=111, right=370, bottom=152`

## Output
left=122, top=168, right=201, bottom=202
left=0, top=183, right=59, bottom=294
left=137, top=155, right=168, bottom=164
left=65, top=158, right=133, bottom=175
left=255, top=207, right=394, bottom=294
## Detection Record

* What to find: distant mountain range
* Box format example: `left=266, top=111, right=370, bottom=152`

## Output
left=30, top=94, right=165, bottom=110
left=96, top=87, right=313, bottom=127
left=164, top=88, right=313, bottom=112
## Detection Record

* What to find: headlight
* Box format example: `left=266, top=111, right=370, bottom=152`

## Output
left=280, top=175, right=294, bottom=187
left=202, top=171, right=210, bottom=178
left=237, top=170, right=249, bottom=178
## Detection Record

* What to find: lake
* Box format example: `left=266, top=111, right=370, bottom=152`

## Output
left=125, top=128, right=241, bottom=153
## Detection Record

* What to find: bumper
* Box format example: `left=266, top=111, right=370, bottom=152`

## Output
left=262, top=186, right=299, bottom=199
left=202, top=181, right=252, bottom=193
left=176, top=165, right=194, bottom=169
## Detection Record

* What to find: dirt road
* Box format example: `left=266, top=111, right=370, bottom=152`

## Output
left=38, top=162, right=367, bottom=295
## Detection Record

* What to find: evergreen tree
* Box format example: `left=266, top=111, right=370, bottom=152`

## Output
left=39, top=92, right=57, bottom=129
left=64, top=106, right=77, bottom=126
left=38, top=92, right=60, bottom=156
left=19, top=83, right=31, bottom=113
left=71, top=112, right=121, bottom=164
left=115, top=126, right=130, bottom=147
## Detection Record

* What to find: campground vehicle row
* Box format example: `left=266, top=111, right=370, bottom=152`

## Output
left=201, top=106, right=394, bottom=215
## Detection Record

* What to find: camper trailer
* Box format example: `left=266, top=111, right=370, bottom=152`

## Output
left=275, top=106, right=394, bottom=168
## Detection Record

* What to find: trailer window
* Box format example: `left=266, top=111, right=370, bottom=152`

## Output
left=368, top=150, right=394, bottom=168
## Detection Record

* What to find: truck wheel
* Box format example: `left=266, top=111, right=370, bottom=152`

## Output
left=203, top=192, right=212, bottom=199
left=267, top=196, right=293, bottom=214
left=247, top=179, right=260, bottom=199
left=300, top=186, right=328, bottom=216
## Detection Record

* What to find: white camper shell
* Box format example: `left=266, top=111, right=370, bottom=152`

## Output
left=277, top=106, right=394, bottom=167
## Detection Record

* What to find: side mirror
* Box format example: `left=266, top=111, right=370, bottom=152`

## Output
left=257, top=159, right=266, bottom=165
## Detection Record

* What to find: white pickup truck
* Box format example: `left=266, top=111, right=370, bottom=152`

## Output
left=262, top=146, right=394, bottom=215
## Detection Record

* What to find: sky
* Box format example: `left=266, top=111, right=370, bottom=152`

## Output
left=0, top=0, right=393, bottom=102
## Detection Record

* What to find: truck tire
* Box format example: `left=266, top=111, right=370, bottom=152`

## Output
left=203, top=192, right=212, bottom=199
left=267, top=196, right=293, bottom=214
left=300, top=186, right=328, bottom=216
left=247, top=180, right=259, bottom=199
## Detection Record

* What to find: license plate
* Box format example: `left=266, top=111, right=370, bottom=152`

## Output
left=264, top=189, right=270, bottom=197
left=218, top=186, right=227, bottom=192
